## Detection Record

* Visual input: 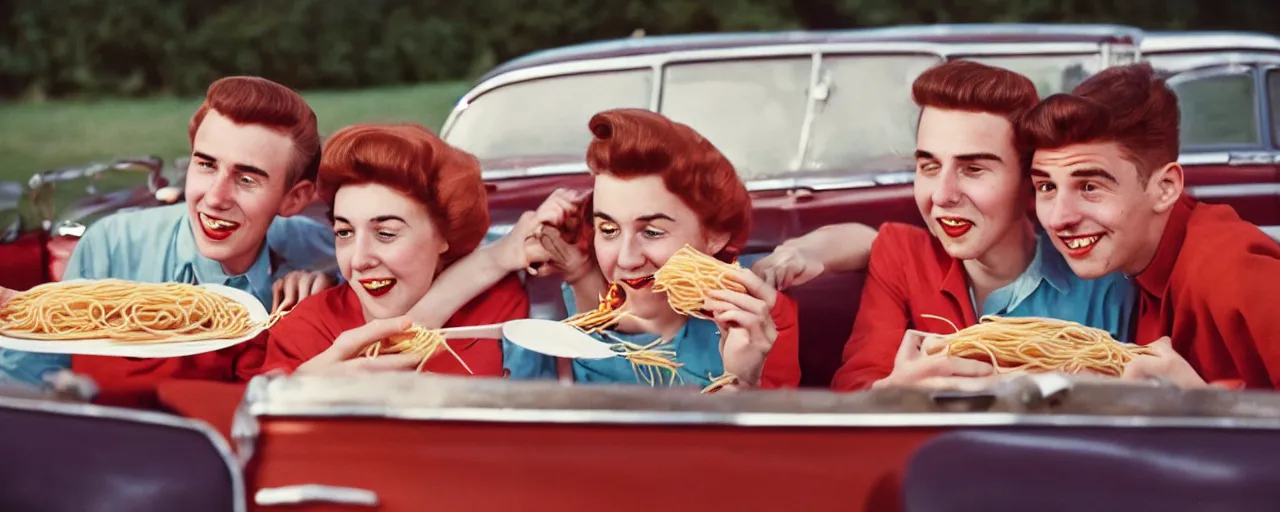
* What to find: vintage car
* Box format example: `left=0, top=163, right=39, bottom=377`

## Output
left=439, top=24, right=1279, bottom=386
left=1, top=25, right=1276, bottom=389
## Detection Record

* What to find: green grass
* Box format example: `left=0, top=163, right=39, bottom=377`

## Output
left=0, top=81, right=472, bottom=182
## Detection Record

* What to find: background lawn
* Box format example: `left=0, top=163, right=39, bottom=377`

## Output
left=0, top=81, right=471, bottom=183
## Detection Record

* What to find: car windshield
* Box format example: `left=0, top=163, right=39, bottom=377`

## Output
left=659, top=57, right=813, bottom=181
left=444, top=69, right=652, bottom=167
left=447, top=51, right=1109, bottom=181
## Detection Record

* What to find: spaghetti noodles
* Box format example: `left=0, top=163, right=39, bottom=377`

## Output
left=362, top=324, right=472, bottom=374
left=701, top=372, right=739, bottom=394
left=563, top=283, right=628, bottom=333
left=562, top=283, right=684, bottom=386
left=922, top=314, right=1154, bottom=377
left=653, top=245, right=746, bottom=319
left=0, top=279, right=283, bottom=343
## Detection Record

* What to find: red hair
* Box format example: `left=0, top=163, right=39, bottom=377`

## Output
left=318, top=123, right=489, bottom=265
left=188, top=76, right=321, bottom=183
left=1017, top=63, right=1179, bottom=181
left=913, top=60, right=1040, bottom=170
left=584, top=109, right=750, bottom=262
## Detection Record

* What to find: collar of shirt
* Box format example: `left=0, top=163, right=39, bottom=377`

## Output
left=974, top=230, right=1075, bottom=316
left=172, top=214, right=275, bottom=303
left=1134, top=195, right=1194, bottom=298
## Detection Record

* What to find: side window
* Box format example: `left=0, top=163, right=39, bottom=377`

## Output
left=1269, top=69, right=1279, bottom=147
left=1169, top=71, right=1259, bottom=148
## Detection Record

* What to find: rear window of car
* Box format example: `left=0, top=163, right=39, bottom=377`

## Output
left=1171, top=71, right=1260, bottom=148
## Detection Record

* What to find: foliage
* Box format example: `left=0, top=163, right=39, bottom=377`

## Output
left=0, top=0, right=1276, bottom=99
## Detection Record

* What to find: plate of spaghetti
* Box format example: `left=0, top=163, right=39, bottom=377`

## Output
left=922, top=314, right=1155, bottom=377
left=0, top=279, right=276, bottom=358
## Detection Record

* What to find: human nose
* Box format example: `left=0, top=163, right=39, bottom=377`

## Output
left=349, top=235, right=380, bottom=272
left=204, top=172, right=236, bottom=210
left=615, top=234, right=646, bottom=270
left=930, top=168, right=962, bottom=207
left=1041, top=193, right=1083, bottom=232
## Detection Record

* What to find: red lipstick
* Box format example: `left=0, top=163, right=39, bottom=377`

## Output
left=359, top=278, right=396, bottom=297
left=198, top=212, right=240, bottom=241
left=936, top=217, right=974, bottom=238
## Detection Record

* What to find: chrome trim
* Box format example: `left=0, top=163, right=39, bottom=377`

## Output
left=0, top=394, right=246, bottom=512
left=1187, top=183, right=1280, bottom=199
left=256, top=485, right=379, bottom=508
left=1178, top=152, right=1232, bottom=165
left=1261, top=226, right=1280, bottom=242
left=1179, top=151, right=1280, bottom=166
left=791, top=52, right=824, bottom=175
left=244, top=404, right=1280, bottom=431
left=1140, top=32, right=1280, bottom=54
left=242, top=373, right=1280, bottom=430
left=232, top=376, right=269, bottom=468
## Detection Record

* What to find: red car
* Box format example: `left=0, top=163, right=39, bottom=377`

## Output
left=2, top=25, right=1276, bottom=388
left=442, top=25, right=1279, bottom=386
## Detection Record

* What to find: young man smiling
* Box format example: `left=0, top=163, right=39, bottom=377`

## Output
left=0, top=76, right=338, bottom=404
left=1019, top=63, right=1280, bottom=389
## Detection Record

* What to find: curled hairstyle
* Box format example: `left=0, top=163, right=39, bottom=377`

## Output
left=1017, top=63, right=1180, bottom=182
left=584, top=108, right=751, bottom=262
left=912, top=60, right=1040, bottom=170
left=318, top=123, right=489, bottom=266
left=188, top=76, right=321, bottom=184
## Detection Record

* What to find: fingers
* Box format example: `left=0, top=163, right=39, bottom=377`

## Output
left=279, top=278, right=298, bottom=314
left=329, top=316, right=414, bottom=359
left=309, top=273, right=329, bottom=296
left=353, top=352, right=425, bottom=373
left=271, top=280, right=284, bottom=313
left=727, top=268, right=778, bottom=308
left=894, top=329, right=930, bottom=365
left=934, top=356, right=996, bottom=377
left=920, top=333, right=951, bottom=355
left=704, top=289, right=768, bottom=317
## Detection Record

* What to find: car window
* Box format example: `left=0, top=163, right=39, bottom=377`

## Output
left=445, top=70, right=652, bottom=167
left=1170, top=71, right=1259, bottom=147
left=801, top=54, right=942, bottom=178
left=660, top=57, right=812, bottom=181
left=1269, top=69, right=1280, bottom=147
left=966, top=54, right=1104, bottom=97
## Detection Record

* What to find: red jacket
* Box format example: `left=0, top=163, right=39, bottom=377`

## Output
left=1132, top=196, right=1280, bottom=388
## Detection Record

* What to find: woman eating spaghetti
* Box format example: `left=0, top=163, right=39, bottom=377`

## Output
left=503, top=109, right=801, bottom=390
left=251, top=123, right=532, bottom=377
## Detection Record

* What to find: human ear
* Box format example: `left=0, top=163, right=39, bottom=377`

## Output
left=1148, top=162, right=1184, bottom=214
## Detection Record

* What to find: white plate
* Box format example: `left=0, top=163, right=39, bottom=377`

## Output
left=0, top=282, right=269, bottom=358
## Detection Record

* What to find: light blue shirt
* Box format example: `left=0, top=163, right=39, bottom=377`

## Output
left=968, top=230, right=1136, bottom=343
left=0, top=203, right=336, bottom=389
left=502, top=284, right=727, bottom=387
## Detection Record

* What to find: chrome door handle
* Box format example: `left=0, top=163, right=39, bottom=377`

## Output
left=255, top=484, right=379, bottom=507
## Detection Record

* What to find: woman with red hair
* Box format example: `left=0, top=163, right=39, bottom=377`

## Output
left=505, top=108, right=801, bottom=390
left=253, top=123, right=530, bottom=376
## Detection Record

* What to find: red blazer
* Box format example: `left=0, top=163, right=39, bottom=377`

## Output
left=258, top=275, right=529, bottom=376
left=1133, top=196, right=1280, bottom=389
left=761, top=292, right=802, bottom=388
left=830, top=223, right=979, bottom=391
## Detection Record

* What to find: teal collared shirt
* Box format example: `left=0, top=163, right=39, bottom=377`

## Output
left=0, top=203, right=336, bottom=389
left=969, top=230, right=1136, bottom=342
left=502, top=284, right=727, bottom=387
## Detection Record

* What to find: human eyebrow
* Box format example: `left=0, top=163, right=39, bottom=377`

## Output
left=955, top=153, right=1003, bottom=163
left=636, top=213, right=675, bottom=223
left=1070, top=168, right=1119, bottom=184
left=371, top=215, right=407, bottom=224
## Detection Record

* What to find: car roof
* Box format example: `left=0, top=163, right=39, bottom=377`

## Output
left=1139, top=31, right=1280, bottom=54
left=478, top=23, right=1143, bottom=83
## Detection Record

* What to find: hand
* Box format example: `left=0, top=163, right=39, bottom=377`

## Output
left=703, top=270, right=779, bottom=388
left=272, top=270, right=335, bottom=314
left=871, top=329, right=995, bottom=389
left=294, top=317, right=424, bottom=376
left=508, top=188, right=594, bottom=281
left=751, top=244, right=825, bottom=291
left=1121, top=337, right=1208, bottom=388
left=0, top=286, right=15, bottom=308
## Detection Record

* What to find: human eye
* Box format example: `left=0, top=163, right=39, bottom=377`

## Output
left=376, top=230, right=397, bottom=241
left=237, top=174, right=259, bottom=187
left=334, top=228, right=353, bottom=239
left=1034, top=181, right=1056, bottom=194
left=916, top=161, right=940, bottom=175
left=596, top=221, right=620, bottom=238
left=641, top=227, right=666, bottom=239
